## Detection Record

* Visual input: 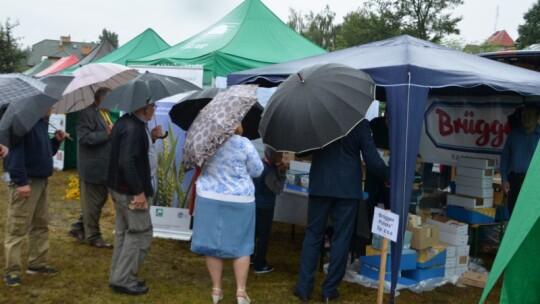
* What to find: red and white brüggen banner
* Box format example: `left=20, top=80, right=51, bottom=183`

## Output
left=419, top=95, right=524, bottom=169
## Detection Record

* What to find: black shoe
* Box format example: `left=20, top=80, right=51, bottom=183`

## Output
left=254, top=264, right=275, bottom=274
left=89, top=239, right=113, bottom=249
left=26, top=266, right=59, bottom=276
left=110, top=284, right=148, bottom=295
left=68, top=230, right=85, bottom=243
left=293, top=290, right=310, bottom=303
left=321, top=293, right=339, bottom=303
left=136, top=279, right=146, bottom=287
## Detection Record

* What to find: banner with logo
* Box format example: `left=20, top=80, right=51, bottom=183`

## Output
left=418, top=95, right=524, bottom=168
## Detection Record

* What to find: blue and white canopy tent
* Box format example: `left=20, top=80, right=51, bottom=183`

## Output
left=228, top=35, right=540, bottom=302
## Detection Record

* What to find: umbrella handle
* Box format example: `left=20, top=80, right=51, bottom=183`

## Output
left=156, top=131, right=168, bottom=140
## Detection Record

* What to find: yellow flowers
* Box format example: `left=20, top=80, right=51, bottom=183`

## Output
left=63, top=175, right=80, bottom=201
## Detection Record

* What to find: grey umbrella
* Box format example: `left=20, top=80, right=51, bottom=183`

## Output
left=100, top=71, right=201, bottom=113
left=0, top=74, right=50, bottom=107
left=259, top=63, right=375, bottom=153
left=0, top=75, right=74, bottom=146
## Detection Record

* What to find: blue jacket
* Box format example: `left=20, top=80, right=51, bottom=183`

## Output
left=307, top=119, right=389, bottom=199
left=253, top=161, right=279, bottom=209
left=4, top=119, right=60, bottom=186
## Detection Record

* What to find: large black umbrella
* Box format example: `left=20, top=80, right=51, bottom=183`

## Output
left=100, top=71, right=200, bottom=113
left=0, top=75, right=74, bottom=146
left=168, top=88, right=224, bottom=131
left=259, top=63, right=375, bottom=153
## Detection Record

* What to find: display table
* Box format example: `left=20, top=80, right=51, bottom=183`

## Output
left=274, top=187, right=308, bottom=226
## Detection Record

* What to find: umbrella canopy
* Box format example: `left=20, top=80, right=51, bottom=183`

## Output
left=56, top=63, right=139, bottom=113
left=168, top=88, right=224, bottom=131
left=182, top=84, right=261, bottom=169
left=259, top=63, right=375, bottom=153
left=100, top=71, right=200, bottom=113
left=0, top=75, right=73, bottom=146
left=0, top=74, right=49, bottom=108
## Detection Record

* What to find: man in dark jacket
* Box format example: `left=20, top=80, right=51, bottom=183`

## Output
left=294, top=119, right=389, bottom=302
left=3, top=109, right=68, bottom=287
left=107, top=101, right=155, bottom=296
left=68, top=87, right=113, bottom=248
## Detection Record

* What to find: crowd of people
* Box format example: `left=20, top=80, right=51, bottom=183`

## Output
left=1, top=83, right=539, bottom=303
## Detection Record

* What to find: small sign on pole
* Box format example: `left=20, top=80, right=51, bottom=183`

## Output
left=371, top=207, right=400, bottom=304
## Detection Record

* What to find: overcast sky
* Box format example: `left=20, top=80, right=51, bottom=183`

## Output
left=1, top=0, right=536, bottom=49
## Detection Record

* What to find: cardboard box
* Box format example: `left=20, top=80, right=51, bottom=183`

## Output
left=417, top=246, right=447, bottom=269
left=359, top=249, right=418, bottom=271
left=285, top=170, right=304, bottom=186
left=445, top=257, right=456, bottom=268
left=458, top=271, right=488, bottom=288
left=456, top=255, right=469, bottom=267
left=457, top=157, right=496, bottom=169
left=455, top=175, right=493, bottom=189
left=426, top=217, right=468, bottom=235
left=445, top=267, right=456, bottom=279
left=456, top=167, right=494, bottom=179
left=359, top=264, right=418, bottom=286
left=289, top=160, right=311, bottom=173
left=407, top=224, right=439, bottom=250
left=283, top=183, right=308, bottom=194
left=402, top=266, right=445, bottom=282
left=365, top=245, right=381, bottom=256
left=439, top=231, right=468, bottom=246
left=455, top=265, right=469, bottom=277
left=440, top=243, right=456, bottom=257
left=456, top=245, right=470, bottom=257
left=447, top=193, right=493, bottom=209
left=447, top=205, right=496, bottom=224
left=456, top=184, right=494, bottom=198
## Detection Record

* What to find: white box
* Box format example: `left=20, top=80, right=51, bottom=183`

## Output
left=447, top=194, right=494, bottom=209
left=456, top=255, right=469, bottom=267
left=440, top=243, right=456, bottom=257
left=456, top=167, right=494, bottom=179
left=439, top=231, right=468, bottom=246
left=455, top=175, right=493, bottom=189
left=150, top=206, right=192, bottom=241
left=455, top=265, right=469, bottom=277
left=458, top=157, right=496, bottom=169
left=289, top=160, right=311, bottom=173
left=427, top=217, right=468, bottom=235
left=445, top=257, right=456, bottom=268
left=445, top=267, right=456, bottom=278
left=456, top=185, right=494, bottom=198
left=456, top=245, right=470, bottom=257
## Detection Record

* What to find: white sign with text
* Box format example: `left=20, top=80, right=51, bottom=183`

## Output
left=371, top=207, right=399, bottom=242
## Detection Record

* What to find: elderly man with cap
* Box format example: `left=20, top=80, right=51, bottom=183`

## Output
left=106, top=99, right=160, bottom=296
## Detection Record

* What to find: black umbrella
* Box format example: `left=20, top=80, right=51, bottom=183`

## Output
left=0, top=75, right=74, bottom=146
left=100, top=71, right=201, bottom=113
left=168, top=88, right=224, bottom=131
left=259, top=63, right=375, bottom=153
left=0, top=74, right=52, bottom=107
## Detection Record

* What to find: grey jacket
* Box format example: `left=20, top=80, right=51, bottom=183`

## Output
left=76, top=104, right=111, bottom=184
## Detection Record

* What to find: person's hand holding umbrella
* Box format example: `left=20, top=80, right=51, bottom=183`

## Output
left=53, top=129, right=70, bottom=143
left=0, top=144, right=8, bottom=158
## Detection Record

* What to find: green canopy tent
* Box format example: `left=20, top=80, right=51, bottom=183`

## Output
left=127, top=0, right=326, bottom=86
left=480, top=143, right=540, bottom=303
left=23, top=59, right=52, bottom=77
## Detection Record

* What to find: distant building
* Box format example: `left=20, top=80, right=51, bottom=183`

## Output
left=485, top=30, right=516, bottom=50
left=27, top=35, right=97, bottom=66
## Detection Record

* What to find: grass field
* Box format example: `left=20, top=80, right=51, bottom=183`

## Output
left=0, top=169, right=502, bottom=303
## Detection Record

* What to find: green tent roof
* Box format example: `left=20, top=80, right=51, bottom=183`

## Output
left=127, top=0, right=326, bottom=85
left=23, top=59, right=52, bottom=77
left=61, top=28, right=170, bottom=74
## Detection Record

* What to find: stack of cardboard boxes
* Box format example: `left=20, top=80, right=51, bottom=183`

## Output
left=426, top=216, right=470, bottom=278
left=447, top=157, right=497, bottom=224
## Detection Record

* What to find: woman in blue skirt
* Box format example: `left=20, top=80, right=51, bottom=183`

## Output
left=191, top=124, right=263, bottom=304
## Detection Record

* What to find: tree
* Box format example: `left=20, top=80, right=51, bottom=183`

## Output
left=287, top=6, right=338, bottom=50
left=0, top=18, right=27, bottom=73
left=397, top=0, right=463, bottom=43
left=334, top=0, right=403, bottom=49
left=98, top=28, right=119, bottom=48
left=517, top=0, right=540, bottom=49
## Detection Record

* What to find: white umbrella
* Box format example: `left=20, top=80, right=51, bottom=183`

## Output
left=55, top=63, right=139, bottom=113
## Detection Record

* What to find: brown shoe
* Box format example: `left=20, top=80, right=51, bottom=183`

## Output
left=90, top=240, right=113, bottom=249
left=68, top=230, right=85, bottom=243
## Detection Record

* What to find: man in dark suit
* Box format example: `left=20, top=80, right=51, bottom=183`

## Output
left=68, top=87, right=113, bottom=248
left=294, top=119, right=389, bottom=303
